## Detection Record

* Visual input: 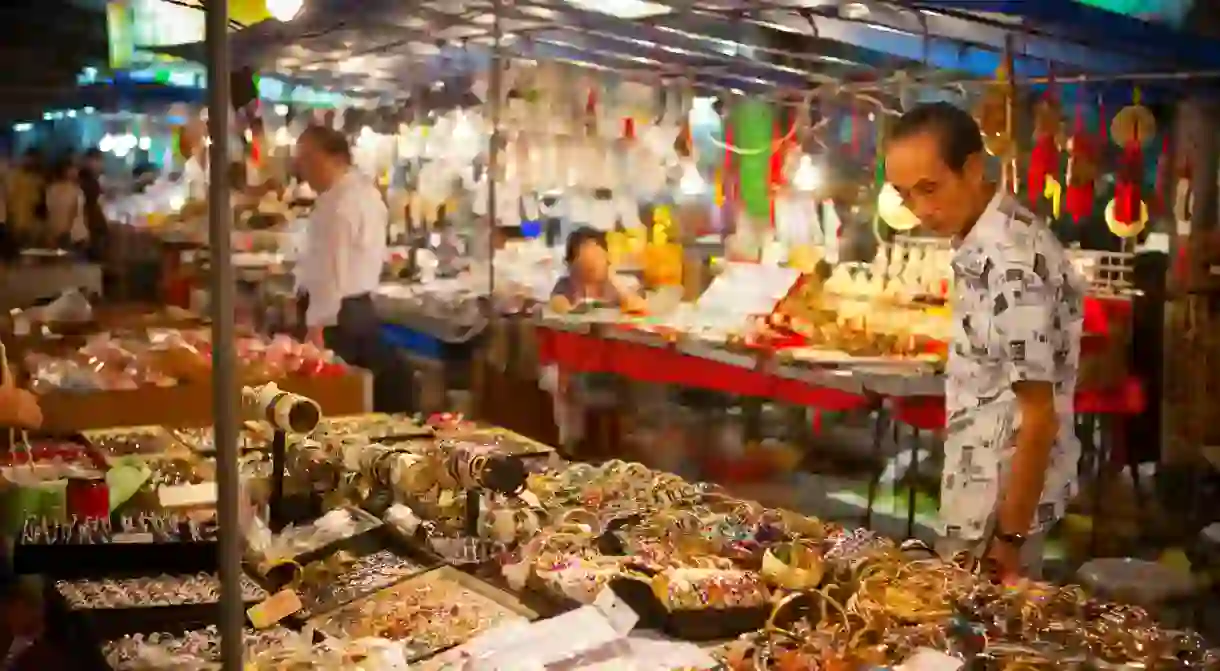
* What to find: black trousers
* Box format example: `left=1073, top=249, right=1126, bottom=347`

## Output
left=300, top=292, right=414, bottom=414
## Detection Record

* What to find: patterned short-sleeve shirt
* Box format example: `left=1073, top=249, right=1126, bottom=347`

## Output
left=940, top=192, right=1085, bottom=541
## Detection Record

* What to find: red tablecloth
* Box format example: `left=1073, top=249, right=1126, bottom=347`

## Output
left=538, top=326, right=1145, bottom=422
left=890, top=375, right=1145, bottom=431
left=538, top=328, right=870, bottom=412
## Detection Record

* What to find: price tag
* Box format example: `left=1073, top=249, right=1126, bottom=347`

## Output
left=247, top=589, right=303, bottom=629
left=112, top=532, right=155, bottom=544
left=593, top=587, right=639, bottom=635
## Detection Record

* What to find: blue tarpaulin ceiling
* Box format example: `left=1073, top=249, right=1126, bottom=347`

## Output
left=155, top=0, right=1220, bottom=103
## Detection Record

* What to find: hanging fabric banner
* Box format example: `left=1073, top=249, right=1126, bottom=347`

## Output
left=732, top=99, right=774, bottom=223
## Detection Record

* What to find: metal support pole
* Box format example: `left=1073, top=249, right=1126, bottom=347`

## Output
left=205, top=0, right=242, bottom=667
left=486, top=0, right=504, bottom=299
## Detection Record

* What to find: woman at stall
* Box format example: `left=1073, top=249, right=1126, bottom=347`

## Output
left=44, top=160, right=88, bottom=251
left=549, top=227, right=645, bottom=314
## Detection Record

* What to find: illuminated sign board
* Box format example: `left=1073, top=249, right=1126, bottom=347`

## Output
left=106, top=0, right=273, bottom=68
left=1075, top=0, right=1192, bottom=25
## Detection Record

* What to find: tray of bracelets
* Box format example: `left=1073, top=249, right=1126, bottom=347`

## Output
left=307, top=566, right=537, bottom=662
left=167, top=422, right=272, bottom=454
left=99, top=625, right=300, bottom=671
left=54, top=572, right=269, bottom=639
left=276, top=526, right=443, bottom=618
left=309, top=413, right=434, bottom=443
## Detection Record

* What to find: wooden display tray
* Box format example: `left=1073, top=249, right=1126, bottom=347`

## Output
left=40, top=370, right=373, bottom=432
left=3, top=306, right=209, bottom=357
left=307, top=566, right=537, bottom=661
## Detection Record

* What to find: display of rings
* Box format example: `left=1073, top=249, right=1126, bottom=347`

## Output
left=57, top=573, right=267, bottom=610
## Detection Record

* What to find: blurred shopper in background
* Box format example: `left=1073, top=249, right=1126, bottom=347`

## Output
left=7, top=149, right=44, bottom=249
left=45, top=159, right=88, bottom=251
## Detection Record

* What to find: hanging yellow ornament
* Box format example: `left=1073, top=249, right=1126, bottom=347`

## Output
left=1043, top=175, right=1063, bottom=220
left=1104, top=198, right=1148, bottom=238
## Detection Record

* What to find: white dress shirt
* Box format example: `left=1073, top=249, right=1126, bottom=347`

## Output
left=46, top=181, right=88, bottom=242
left=297, top=169, right=387, bottom=327
left=940, top=191, right=1085, bottom=541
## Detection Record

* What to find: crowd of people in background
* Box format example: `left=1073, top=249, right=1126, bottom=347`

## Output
left=0, top=148, right=108, bottom=261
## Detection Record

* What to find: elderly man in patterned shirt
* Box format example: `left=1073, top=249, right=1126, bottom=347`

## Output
left=884, top=103, right=1085, bottom=579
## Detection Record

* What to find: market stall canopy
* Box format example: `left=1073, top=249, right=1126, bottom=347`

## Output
left=911, top=0, right=1220, bottom=70
left=152, top=0, right=1175, bottom=102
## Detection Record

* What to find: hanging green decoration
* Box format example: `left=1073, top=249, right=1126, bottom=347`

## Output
left=731, top=99, right=774, bottom=222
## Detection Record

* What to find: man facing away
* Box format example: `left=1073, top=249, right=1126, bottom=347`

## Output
left=884, top=102, right=1085, bottom=579
left=293, top=125, right=412, bottom=413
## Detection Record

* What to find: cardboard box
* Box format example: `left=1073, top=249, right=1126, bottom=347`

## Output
left=39, top=370, right=373, bottom=432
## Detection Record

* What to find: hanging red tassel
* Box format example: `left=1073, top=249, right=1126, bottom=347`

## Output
left=1113, top=94, right=1145, bottom=225
left=622, top=117, right=635, bottom=140
left=1114, top=142, right=1143, bottom=224
left=1064, top=94, right=1097, bottom=223
left=1028, top=135, right=1055, bottom=208
left=769, top=116, right=782, bottom=228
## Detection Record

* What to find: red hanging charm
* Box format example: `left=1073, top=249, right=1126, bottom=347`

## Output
left=1113, top=144, right=1143, bottom=224
left=1110, top=89, right=1155, bottom=225
left=769, top=117, right=784, bottom=187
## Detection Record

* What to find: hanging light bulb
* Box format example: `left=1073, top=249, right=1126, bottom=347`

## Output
left=99, top=134, right=116, bottom=153
left=791, top=154, right=822, bottom=191
left=266, top=0, right=304, bottom=22
left=678, top=160, right=706, bottom=196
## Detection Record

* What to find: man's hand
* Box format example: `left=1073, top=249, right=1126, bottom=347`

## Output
left=620, top=292, right=647, bottom=315
left=986, top=538, right=1023, bottom=581
left=0, top=384, right=43, bottom=429
left=997, top=380, right=1058, bottom=544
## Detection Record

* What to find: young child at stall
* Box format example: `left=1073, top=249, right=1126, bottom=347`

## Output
left=549, top=226, right=646, bottom=314
left=546, top=227, right=646, bottom=460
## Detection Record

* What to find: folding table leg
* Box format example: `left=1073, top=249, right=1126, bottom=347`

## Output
left=864, top=404, right=888, bottom=530
left=907, top=428, right=921, bottom=539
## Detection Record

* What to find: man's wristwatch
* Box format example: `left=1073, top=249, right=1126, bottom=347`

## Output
left=995, top=531, right=1028, bottom=547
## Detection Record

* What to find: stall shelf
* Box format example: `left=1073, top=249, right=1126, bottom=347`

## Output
left=36, top=370, right=372, bottom=432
